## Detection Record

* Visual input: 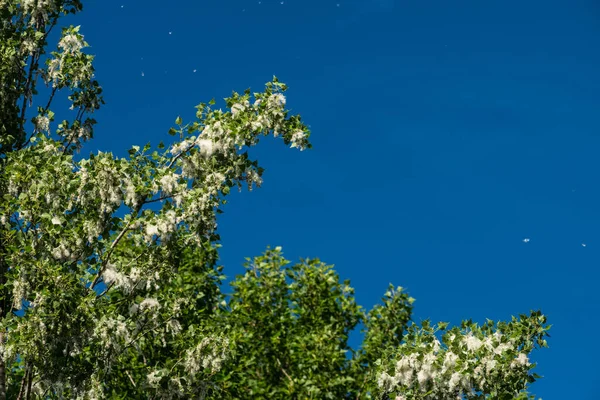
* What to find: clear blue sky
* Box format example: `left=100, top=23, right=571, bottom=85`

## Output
left=68, top=0, right=600, bottom=398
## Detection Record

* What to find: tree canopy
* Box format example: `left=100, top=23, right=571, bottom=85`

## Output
left=0, top=1, right=549, bottom=399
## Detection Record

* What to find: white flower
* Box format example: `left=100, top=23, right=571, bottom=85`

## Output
left=140, top=298, right=161, bottom=310
left=102, top=263, right=134, bottom=293
left=268, top=93, right=286, bottom=107
left=244, top=169, right=262, bottom=190
left=123, top=178, right=138, bottom=208
left=21, top=0, right=36, bottom=11
left=289, top=130, right=306, bottom=150
left=35, top=116, right=50, bottom=132
left=485, top=358, right=497, bottom=373
left=442, top=351, right=458, bottom=372
left=58, top=33, right=85, bottom=53
left=46, top=58, right=61, bottom=85
left=208, top=172, right=225, bottom=186
left=159, top=172, right=180, bottom=195
left=51, top=244, right=72, bottom=261
left=377, top=371, right=393, bottom=389
left=12, top=279, right=26, bottom=310
left=251, top=115, right=270, bottom=132
left=464, top=332, right=483, bottom=352
left=145, top=224, right=159, bottom=237
left=198, top=139, right=216, bottom=157
left=448, top=372, right=462, bottom=391
left=417, top=368, right=431, bottom=385
left=170, top=139, right=193, bottom=155
left=147, top=370, right=163, bottom=388
left=168, top=319, right=182, bottom=335
left=183, top=336, right=229, bottom=375
left=231, top=102, right=246, bottom=116
left=494, top=342, right=512, bottom=355
left=20, top=38, right=38, bottom=55
left=51, top=216, right=61, bottom=225
left=511, top=353, right=530, bottom=368
left=432, top=338, right=441, bottom=353
left=76, top=126, right=91, bottom=139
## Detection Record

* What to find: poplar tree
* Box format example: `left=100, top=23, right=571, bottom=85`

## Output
left=0, top=2, right=549, bottom=399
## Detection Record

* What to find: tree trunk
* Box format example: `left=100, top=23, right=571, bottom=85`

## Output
left=0, top=180, right=8, bottom=400
left=0, top=241, right=7, bottom=400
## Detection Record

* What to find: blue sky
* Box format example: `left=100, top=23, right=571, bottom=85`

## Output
left=66, top=0, right=600, bottom=398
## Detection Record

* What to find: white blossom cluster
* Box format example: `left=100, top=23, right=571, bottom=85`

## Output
left=58, top=32, right=86, bottom=54
left=144, top=209, right=183, bottom=243
left=102, top=263, right=134, bottom=292
left=143, top=335, right=230, bottom=399
left=21, top=0, right=55, bottom=25
left=20, top=38, right=37, bottom=55
left=51, top=242, right=79, bottom=262
left=230, top=99, right=249, bottom=117
left=61, top=124, right=93, bottom=143
left=104, top=261, right=163, bottom=295
left=377, top=325, right=538, bottom=400
left=76, top=157, right=123, bottom=214
left=46, top=27, right=94, bottom=89
left=183, top=336, right=230, bottom=376
left=93, top=316, right=131, bottom=352
left=290, top=130, right=307, bottom=150
left=11, top=278, right=27, bottom=310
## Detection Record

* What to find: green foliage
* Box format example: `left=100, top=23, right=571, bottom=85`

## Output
left=375, top=312, right=550, bottom=400
left=211, top=247, right=363, bottom=399
left=0, top=2, right=550, bottom=399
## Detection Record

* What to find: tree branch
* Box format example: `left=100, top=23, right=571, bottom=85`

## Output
left=276, top=357, right=293, bottom=389
left=125, top=370, right=137, bottom=388
left=90, top=218, right=136, bottom=290
left=15, top=364, right=29, bottom=400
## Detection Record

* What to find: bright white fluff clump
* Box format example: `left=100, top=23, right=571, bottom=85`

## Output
left=184, top=336, right=230, bottom=376
left=290, top=130, right=308, bottom=150
left=58, top=33, right=85, bottom=53
left=140, top=298, right=161, bottom=311
left=376, top=313, right=548, bottom=400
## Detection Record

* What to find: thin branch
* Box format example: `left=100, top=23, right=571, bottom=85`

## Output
left=125, top=370, right=137, bottom=388
left=61, top=136, right=75, bottom=156
left=276, top=357, right=293, bottom=388
left=18, top=54, right=37, bottom=136
left=90, top=219, right=135, bottom=290
left=90, top=200, right=149, bottom=293
left=167, top=139, right=198, bottom=169
left=25, top=367, right=33, bottom=400
left=43, top=87, right=57, bottom=113
left=97, top=281, right=115, bottom=298
left=15, top=364, right=29, bottom=400
left=144, top=193, right=174, bottom=205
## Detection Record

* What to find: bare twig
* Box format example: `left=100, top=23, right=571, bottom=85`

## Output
left=15, top=364, right=29, bottom=400
left=125, top=370, right=137, bottom=388
left=276, top=357, right=293, bottom=388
